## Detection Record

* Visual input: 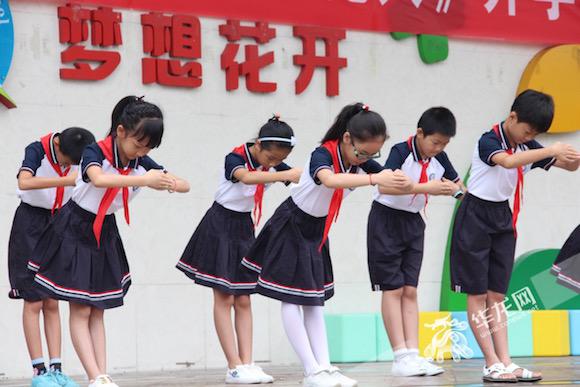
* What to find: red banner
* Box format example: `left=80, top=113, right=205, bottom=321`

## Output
left=41, top=0, right=580, bottom=45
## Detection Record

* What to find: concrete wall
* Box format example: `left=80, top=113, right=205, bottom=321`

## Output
left=0, top=1, right=578, bottom=378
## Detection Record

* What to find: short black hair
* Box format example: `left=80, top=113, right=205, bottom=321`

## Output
left=511, top=89, right=554, bottom=133
left=59, top=127, right=96, bottom=164
left=418, top=107, right=456, bottom=137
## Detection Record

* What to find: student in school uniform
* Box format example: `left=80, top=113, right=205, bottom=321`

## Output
left=242, top=103, right=413, bottom=387
left=450, top=90, right=580, bottom=383
left=551, top=224, right=580, bottom=293
left=27, top=96, right=190, bottom=387
left=368, top=107, right=464, bottom=377
left=177, top=115, right=301, bottom=384
left=9, top=128, right=95, bottom=387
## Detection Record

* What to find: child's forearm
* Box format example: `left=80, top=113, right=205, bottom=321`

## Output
left=18, top=176, right=74, bottom=190
left=318, top=170, right=372, bottom=189
left=491, top=148, right=553, bottom=169
left=89, top=172, right=147, bottom=188
left=235, top=170, right=292, bottom=185
left=379, top=181, right=434, bottom=195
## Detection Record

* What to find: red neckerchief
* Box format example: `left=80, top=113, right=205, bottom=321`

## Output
left=92, top=136, right=132, bottom=247
left=493, top=124, right=523, bottom=238
left=407, top=136, right=430, bottom=208
left=319, top=139, right=344, bottom=251
left=232, top=144, right=265, bottom=226
left=40, top=133, right=71, bottom=214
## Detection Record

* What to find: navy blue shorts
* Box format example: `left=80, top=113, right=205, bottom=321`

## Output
left=450, top=193, right=516, bottom=295
left=367, top=201, right=425, bottom=291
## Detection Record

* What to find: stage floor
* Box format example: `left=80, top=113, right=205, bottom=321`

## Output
left=2, top=357, right=579, bottom=386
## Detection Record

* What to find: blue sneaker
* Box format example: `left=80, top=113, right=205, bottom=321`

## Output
left=31, top=372, right=60, bottom=387
left=51, top=371, right=80, bottom=387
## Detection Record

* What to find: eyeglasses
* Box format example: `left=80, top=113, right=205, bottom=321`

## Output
left=351, top=140, right=381, bottom=160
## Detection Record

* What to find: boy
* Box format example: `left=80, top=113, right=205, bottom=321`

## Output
left=8, top=128, right=95, bottom=387
left=450, top=89, right=579, bottom=383
left=368, top=107, right=464, bottom=377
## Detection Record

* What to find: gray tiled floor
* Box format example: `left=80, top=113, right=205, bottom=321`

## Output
left=1, top=357, right=579, bottom=386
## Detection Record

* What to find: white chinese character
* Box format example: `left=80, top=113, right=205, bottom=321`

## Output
left=490, top=299, right=509, bottom=323
left=411, top=0, right=451, bottom=13
left=471, top=308, right=494, bottom=329
left=511, top=287, right=537, bottom=310
left=437, top=0, right=452, bottom=12
left=535, top=0, right=575, bottom=20
left=484, top=0, right=516, bottom=16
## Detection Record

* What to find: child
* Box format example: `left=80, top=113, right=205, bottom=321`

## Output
left=450, top=89, right=580, bottom=383
left=176, top=115, right=301, bottom=384
left=9, top=127, right=95, bottom=387
left=28, top=96, right=190, bottom=387
left=551, top=224, right=580, bottom=293
left=368, top=107, right=463, bottom=377
left=242, top=103, right=413, bottom=387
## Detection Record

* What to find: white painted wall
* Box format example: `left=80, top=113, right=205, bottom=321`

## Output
left=1, top=1, right=578, bottom=379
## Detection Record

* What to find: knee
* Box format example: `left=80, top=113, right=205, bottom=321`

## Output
left=71, top=303, right=92, bottom=320
left=24, top=300, right=43, bottom=315
left=402, top=286, right=417, bottom=300
left=42, top=299, right=59, bottom=315
left=215, top=292, right=235, bottom=309
left=90, top=307, right=104, bottom=320
left=384, top=287, right=404, bottom=298
left=467, top=293, right=488, bottom=309
left=486, top=291, right=505, bottom=305
left=234, top=295, right=251, bottom=311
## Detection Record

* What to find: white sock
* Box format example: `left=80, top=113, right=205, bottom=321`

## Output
left=407, top=348, right=420, bottom=359
left=394, top=348, right=409, bottom=361
left=281, top=302, right=320, bottom=376
left=303, top=305, right=331, bottom=369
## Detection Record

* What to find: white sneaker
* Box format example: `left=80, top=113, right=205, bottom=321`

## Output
left=327, top=366, right=357, bottom=386
left=415, top=356, right=444, bottom=376
left=87, top=375, right=119, bottom=387
left=245, top=364, right=274, bottom=383
left=303, top=368, right=340, bottom=387
left=225, top=365, right=262, bottom=384
left=391, top=356, right=427, bottom=377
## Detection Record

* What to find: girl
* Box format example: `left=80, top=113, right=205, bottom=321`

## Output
left=28, top=96, right=190, bottom=387
left=9, top=127, right=95, bottom=387
left=177, top=115, right=301, bottom=384
left=241, top=103, right=413, bottom=387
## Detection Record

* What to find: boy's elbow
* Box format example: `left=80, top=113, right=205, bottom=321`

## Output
left=17, top=180, right=29, bottom=190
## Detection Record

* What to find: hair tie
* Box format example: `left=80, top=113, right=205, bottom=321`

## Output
left=271, top=113, right=281, bottom=121
left=136, top=95, right=145, bottom=102
left=362, top=104, right=370, bottom=112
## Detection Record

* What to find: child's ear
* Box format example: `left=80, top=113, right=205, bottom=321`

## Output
left=254, top=140, right=263, bottom=152
left=508, top=111, right=519, bottom=123
left=342, top=131, right=352, bottom=145
left=116, top=124, right=126, bottom=139
left=417, top=127, right=425, bottom=138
